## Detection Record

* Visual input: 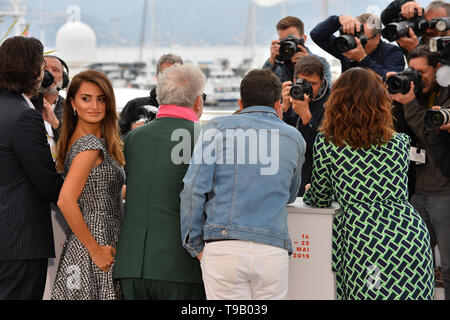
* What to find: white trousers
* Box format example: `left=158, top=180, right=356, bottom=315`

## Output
left=200, top=240, right=289, bottom=300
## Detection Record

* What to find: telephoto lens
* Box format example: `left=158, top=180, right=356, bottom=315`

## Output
left=386, top=67, right=422, bottom=95
left=424, top=107, right=450, bottom=129
left=429, top=17, right=450, bottom=33
left=382, top=20, right=419, bottom=42
left=334, top=25, right=367, bottom=53
left=334, top=35, right=358, bottom=53
left=289, top=79, right=313, bottom=101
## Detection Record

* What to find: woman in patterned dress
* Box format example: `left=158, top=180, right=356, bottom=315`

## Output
left=51, top=71, right=125, bottom=300
left=303, top=68, right=434, bottom=300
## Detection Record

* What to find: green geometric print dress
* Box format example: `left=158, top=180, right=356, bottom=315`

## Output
left=303, top=132, right=434, bottom=300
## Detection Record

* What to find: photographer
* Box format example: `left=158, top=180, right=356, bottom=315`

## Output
left=40, top=56, right=68, bottom=143
left=310, top=13, right=405, bottom=80
left=388, top=45, right=450, bottom=299
left=118, top=53, right=183, bottom=138
left=381, top=1, right=450, bottom=52
left=281, top=56, right=330, bottom=196
left=262, top=16, right=332, bottom=85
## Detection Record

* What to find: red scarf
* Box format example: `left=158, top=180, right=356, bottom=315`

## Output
left=156, top=104, right=199, bottom=123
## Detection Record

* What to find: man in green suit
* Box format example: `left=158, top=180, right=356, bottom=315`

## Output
left=113, top=64, right=206, bottom=300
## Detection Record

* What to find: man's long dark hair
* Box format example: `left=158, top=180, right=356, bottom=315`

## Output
left=0, top=36, right=44, bottom=97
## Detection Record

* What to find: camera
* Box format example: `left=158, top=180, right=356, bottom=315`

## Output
left=41, top=70, right=54, bottom=89
left=131, top=105, right=159, bottom=128
left=429, top=36, right=450, bottom=53
left=289, top=78, right=313, bottom=101
left=428, top=17, right=450, bottom=33
left=386, top=67, right=422, bottom=95
left=424, top=107, right=450, bottom=129
left=276, top=34, right=304, bottom=63
left=382, top=10, right=428, bottom=42
left=334, top=25, right=368, bottom=53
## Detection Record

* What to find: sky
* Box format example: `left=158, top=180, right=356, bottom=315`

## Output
left=0, top=0, right=440, bottom=48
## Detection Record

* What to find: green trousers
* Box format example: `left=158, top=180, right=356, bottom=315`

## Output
left=120, top=278, right=206, bottom=300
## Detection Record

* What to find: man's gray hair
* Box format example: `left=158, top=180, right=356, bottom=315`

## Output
left=156, top=64, right=206, bottom=107
left=426, top=1, right=450, bottom=16
left=156, top=53, right=183, bottom=74
left=356, top=13, right=382, bottom=35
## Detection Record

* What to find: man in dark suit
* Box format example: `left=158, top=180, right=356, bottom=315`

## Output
left=0, top=36, right=64, bottom=300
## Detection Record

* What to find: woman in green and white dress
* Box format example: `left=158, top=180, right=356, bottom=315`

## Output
left=303, top=68, right=434, bottom=300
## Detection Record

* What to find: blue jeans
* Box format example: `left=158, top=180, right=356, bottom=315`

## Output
left=411, top=194, right=450, bottom=300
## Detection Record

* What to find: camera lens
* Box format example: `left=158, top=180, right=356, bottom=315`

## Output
left=386, top=77, right=404, bottom=94
left=382, top=25, right=399, bottom=42
left=334, top=35, right=356, bottom=53
left=290, top=86, right=304, bottom=100
left=279, top=42, right=296, bottom=61
left=424, top=109, right=447, bottom=129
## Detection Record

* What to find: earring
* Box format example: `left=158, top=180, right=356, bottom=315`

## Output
left=73, top=109, right=77, bottom=116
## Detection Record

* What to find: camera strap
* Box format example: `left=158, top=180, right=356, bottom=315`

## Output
left=428, top=91, right=437, bottom=109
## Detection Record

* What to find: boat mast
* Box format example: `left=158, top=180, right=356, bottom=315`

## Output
left=150, top=0, right=156, bottom=66
left=322, top=0, right=329, bottom=20
left=139, top=0, right=148, bottom=63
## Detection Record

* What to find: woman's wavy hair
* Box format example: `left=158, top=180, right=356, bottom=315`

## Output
left=56, top=70, right=125, bottom=172
left=320, top=68, right=394, bottom=149
left=0, top=36, right=44, bottom=97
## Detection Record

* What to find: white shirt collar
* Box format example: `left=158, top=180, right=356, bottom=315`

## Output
left=21, top=93, right=35, bottom=110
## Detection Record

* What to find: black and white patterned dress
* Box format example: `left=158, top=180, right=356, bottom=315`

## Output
left=51, top=134, right=125, bottom=300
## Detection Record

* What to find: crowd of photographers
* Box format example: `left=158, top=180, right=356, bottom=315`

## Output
left=259, top=0, right=449, bottom=300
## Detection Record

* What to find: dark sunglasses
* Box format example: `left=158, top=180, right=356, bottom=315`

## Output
left=202, top=93, right=207, bottom=103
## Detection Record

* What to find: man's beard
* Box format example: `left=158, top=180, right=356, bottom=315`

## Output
left=41, top=80, right=63, bottom=95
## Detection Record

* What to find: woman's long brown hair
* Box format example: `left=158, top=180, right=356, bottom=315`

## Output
left=55, top=70, right=125, bottom=172
left=320, top=67, right=394, bottom=149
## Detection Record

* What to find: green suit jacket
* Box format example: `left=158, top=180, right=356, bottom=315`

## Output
left=113, top=117, right=203, bottom=284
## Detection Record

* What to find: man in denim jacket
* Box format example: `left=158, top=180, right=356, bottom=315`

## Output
left=180, top=69, right=306, bottom=300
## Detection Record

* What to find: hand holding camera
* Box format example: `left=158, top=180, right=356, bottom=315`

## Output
left=401, top=2, right=423, bottom=20
left=274, top=34, right=307, bottom=64
left=386, top=67, right=422, bottom=104
left=286, top=79, right=314, bottom=125
left=339, top=15, right=361, bottom=35
left=334, top=17, right=369, bottom=58
left=41, top=96, right=60, bottom=130
left=425, top=106, right=450, bottom=131
left=396, top=28, right=419, bottom=52
left=386, top=69, right=420, bottom=105
left=342, top=37, right=367, bottom=62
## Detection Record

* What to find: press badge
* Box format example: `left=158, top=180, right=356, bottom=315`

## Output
left=410, top=147, right=426, bottom=164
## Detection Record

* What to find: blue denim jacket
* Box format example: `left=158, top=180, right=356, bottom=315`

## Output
left=180, top=106, right=306, bottom=257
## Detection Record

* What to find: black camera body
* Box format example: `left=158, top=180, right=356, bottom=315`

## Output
left=276, top=34, right=305, bottom=63
left=132, top=105, right=159, bottom=127
left=289, top=78, right=313, bottom=101
left=386, top=67, right=422, bottom=95
left=334, top=25, right=368, bottom=53
left=424, top=107, right=450, bottom=129
left=382, top=9, right=429, bottom=42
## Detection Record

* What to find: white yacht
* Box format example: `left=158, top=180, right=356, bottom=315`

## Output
left=204, top=69, right=241, bottom=106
